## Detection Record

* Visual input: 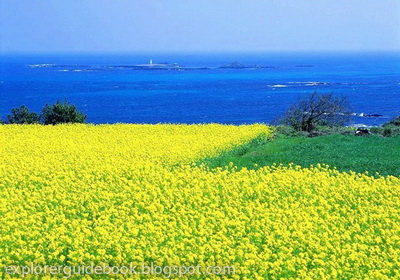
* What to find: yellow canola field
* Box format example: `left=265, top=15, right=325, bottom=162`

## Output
left=0, top=124, right=399, bottom=280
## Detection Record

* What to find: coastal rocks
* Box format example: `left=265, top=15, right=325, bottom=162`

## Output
left=358, top=113, right=384, bottom=118
left=219, top=61, right=277, bottom=69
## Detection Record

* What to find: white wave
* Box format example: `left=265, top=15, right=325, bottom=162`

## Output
left=267, top=84, right=287, bottom=88
left=27, top=64, right=55, bottom=68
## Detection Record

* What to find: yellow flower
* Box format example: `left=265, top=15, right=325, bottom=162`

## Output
left=0, top=124, right=398, bottom=279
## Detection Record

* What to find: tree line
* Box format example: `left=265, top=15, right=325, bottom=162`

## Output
left=0, top=100, right=86, bottom=125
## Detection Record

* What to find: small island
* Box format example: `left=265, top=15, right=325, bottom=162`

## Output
left=219, top=61, right=278, bottom=69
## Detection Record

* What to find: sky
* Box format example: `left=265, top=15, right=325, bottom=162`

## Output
left=0, top=0, right=399, bottom=53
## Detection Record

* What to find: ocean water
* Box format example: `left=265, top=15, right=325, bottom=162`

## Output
left=0, top=52, right=399, bottom=126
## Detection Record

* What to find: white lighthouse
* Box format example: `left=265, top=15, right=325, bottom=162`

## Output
left=149, top=59, right=153, bottom=65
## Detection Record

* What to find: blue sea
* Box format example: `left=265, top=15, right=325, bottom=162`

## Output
left=0, top=52, right=399, bottom=126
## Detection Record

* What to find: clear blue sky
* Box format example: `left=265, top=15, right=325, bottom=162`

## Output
left=0, top=0, right=399, bottom=53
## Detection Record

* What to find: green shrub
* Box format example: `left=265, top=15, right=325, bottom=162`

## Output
left=41, top=100, right=87, bottom=125
left=369, top=125, right=400, bottom=137
left=369, top=127, right=384, bottom=135
left=7, top=105, right=40, bottom=124
left=275, top=125, right=309, bottom=137
left=382, top=125, right=400, bottom=137
left=383, top=127, right=392, bottom=137
left=315, top=126, right=355, bottom=135
left=383, top=116, right=400, bottom=127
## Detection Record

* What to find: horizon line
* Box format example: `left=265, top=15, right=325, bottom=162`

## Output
left=1, top=49, right=400, bottom=56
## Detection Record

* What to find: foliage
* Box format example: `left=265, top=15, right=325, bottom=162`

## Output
left=279, top=92, right=352, bottom=132
left=274, top=125, right=355, bottom=138
left=0, top=124, right=398, bottom=279
left=369, top=126, right=384, bottom=135
left=383, top=125, right=400, bottom=137
left=7, top=105, right=40, bottom=124
left=314, top=125, right=355, bottom=135
left=41, top=100, right=87, bottom=125
left=369, top=125, right=400, bottom=137
left=383, top=115, right=400, bottom=127
left=274, top=125, right=309, bottom=137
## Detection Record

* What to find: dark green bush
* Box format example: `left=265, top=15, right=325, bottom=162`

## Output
left=383, top=127, right=392, bottom=137
left=8, top=105, right=40, bottom=124
left=383, top=116, right=400, bottom=127
left=369, top=125, right=400, bottom=137
left=369, top=127, right=384, bottom=135
left=274, top=125, right=309, bottom=137
left=382, top=125, right=400, bottom=137
left=41, top=100, right=87, bottom=125
left=315, top=125, right=355, bottom=135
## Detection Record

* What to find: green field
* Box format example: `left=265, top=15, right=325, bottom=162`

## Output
left=204, top=134, right=400, bottom=176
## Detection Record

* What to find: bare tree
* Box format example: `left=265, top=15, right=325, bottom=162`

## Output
left=279, top=92, right=352, bottom=132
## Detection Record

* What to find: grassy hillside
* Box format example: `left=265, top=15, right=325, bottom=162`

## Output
left=204, top=134, right=400, bottom=176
